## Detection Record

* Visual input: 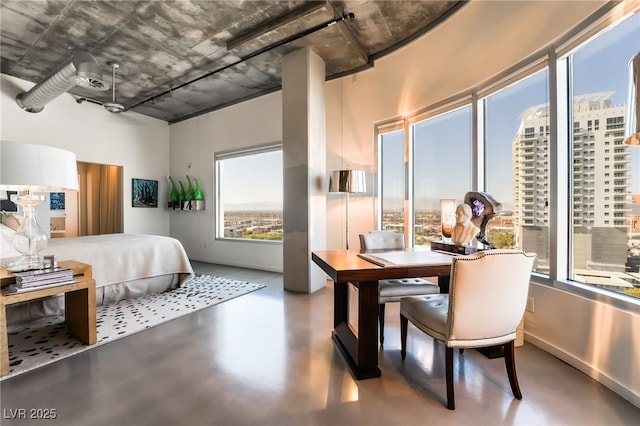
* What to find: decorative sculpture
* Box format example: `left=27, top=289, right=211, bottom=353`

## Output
left=463, top=191, right=502, bottom=248
left=451, top=203, right=480, bottom=246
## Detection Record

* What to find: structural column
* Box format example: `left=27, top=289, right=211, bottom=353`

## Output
left=282, top=48, right=327, bottom=293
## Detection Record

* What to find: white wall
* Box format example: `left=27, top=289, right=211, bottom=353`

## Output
left=168, top=92, right=283, bottom=272
left=525, top=284, right=640, bottom=408
left=1, top=74, right=170, bottom=236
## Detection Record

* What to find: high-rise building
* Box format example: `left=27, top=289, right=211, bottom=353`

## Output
left=513, top=92, right=631, bottom=274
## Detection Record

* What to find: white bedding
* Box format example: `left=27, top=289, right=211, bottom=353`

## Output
left=40, top=233, right=194, bottom=288
left=1, top=230, right=194, bottom=324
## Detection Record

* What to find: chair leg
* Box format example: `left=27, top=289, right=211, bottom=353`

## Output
left=504, top=340, right=522, bottom=399
left=378, top=303, right=386, bottom=346
left=400, top=313, right=408, bottom=360
left=445, top=346, right=455, bottom=410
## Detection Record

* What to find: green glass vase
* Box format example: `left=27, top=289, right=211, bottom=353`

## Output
left=178, top=180, right=186, bottom=202
left=194, top=178, right=204, bottom=200
left=168, top=176, right=179, bottom=205
left=185, top=175, right=195, bottom=201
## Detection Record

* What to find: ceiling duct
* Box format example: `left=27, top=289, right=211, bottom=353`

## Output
left=15, top=51, right=108, bottom=113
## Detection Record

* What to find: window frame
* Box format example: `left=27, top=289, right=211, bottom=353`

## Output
left=374, top=119, right=406, bottom=233
left=214, top=143, right=283, bottom=244
left=373, top=4, right=640, bottom=313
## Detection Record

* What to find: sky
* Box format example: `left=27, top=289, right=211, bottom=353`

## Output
left=219, top=150, right=282, bottom=209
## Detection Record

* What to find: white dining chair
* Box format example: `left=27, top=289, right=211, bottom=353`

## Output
left=399, top=249, right=535, bottom=410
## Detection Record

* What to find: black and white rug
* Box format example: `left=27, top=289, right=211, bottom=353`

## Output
left=3, top=274, right=265, bottom=380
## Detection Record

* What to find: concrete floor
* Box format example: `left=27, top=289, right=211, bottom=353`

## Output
left=1, top=260, right=638, bottom=425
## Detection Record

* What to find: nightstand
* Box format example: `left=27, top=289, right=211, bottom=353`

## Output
left=0, top=260, right=96, bottom=376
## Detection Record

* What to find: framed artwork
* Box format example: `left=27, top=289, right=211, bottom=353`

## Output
left=50, top=192, right=66, bottom=210
left=132, top=178, right=158, bottom=208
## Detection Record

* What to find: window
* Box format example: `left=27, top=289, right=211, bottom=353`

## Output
left=483, top=69, right=550, bottom=274
left=567, top=14, right=640, bottom=298
left=379, top=129, right=406, bottom=233
left=412, top=106, right=472, bottom=246
left=215, top=145, right=283, bottom=241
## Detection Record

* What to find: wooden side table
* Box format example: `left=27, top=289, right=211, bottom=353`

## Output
left=0, top=260, right=97, bottom=376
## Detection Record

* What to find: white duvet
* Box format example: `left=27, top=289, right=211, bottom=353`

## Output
left=38, top=233, right=194, bottom=288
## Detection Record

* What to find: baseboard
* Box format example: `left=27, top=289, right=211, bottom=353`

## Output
left=525, top=332, right=640, bottom=409
left=188, top=256, right=283, bottom=273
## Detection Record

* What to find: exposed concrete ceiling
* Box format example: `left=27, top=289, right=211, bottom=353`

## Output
left=0, top=0, right=465, bottom=123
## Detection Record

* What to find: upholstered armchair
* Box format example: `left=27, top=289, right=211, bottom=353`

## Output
left=400, top=249, right=536, bottom=410
left=359, top=230, right=440, bottom=345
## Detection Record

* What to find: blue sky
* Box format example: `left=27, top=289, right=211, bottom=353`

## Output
left=220, top=150, right=282, bottom=207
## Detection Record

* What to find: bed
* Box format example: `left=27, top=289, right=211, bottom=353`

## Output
left=1, top=220, right=194, bottom=324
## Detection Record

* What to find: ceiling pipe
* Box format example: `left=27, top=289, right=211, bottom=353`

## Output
left=226, top=1, right=327, bottom=51
left=16, top=51, right=108, bottom=113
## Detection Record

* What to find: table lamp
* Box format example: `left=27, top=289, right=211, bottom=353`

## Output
left=0, top=141, right=79, bottom=271
left=439, top=199, right=457, bottom=242
left=329, top=169, right=366, bottom=249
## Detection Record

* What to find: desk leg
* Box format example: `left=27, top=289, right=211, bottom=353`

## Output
left=334, top=281, right=348, bottom=328
left=438, top=275, right=450, bottom=294
left=332, top=280, right=381, bottom=379
left=356, top=280, right=380, bottom=375
left=65, top=281, right=96, bottom=345
left=1, top=303, right=8, bottom=376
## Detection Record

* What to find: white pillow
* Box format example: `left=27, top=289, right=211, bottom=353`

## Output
left=1, top=213, right=22, bottom=231
left=0, top=223, right=21, bottom=259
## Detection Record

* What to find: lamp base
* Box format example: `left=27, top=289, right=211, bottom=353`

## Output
left=8, top=193, right=49, bottom=272
left=7, top=255, right=48, bottom=273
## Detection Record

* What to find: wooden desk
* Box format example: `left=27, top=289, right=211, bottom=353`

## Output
left=312, top=248, right=453, bottom=379
left=0, top=260, right=96, bottom=376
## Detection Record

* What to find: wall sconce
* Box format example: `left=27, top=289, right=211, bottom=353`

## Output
left=0, top=141, right=79, bottom=271
left=624, top=52, right=640, bottom=146
left=329, top=169, right=366, bottom=249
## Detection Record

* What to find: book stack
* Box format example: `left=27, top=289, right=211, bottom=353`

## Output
left=8, top=267, right=75, bottom=293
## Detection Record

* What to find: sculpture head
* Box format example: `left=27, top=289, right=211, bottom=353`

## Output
left=455, top=203, right=473, bottom=224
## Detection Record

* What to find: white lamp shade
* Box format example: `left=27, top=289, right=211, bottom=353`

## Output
left=329, top=170, right=366, bottom=193
left=0, top=141, right=79, bottom=192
